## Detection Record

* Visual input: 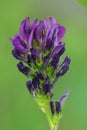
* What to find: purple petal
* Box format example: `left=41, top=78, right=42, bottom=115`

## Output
left=52, top=56, right=70, bottom=85
left=51, top=53, right=60, bottom=67
left=47, top=25, right=56, bottom=40
left=52, top=44, right=65, bottom=56
left=43, top=77, right=51, bottom=94
left=33, top=19, right=38, bottom=25
left=27, top=30, right=34, bottom=48
left=60, top=66, right=69, bottom=76
left=60, top=89, right=70, bottom=105
left=59, top=56, right=71, bottom=76
left=20, top=17, right=30, bottom=40
left=27, top=19, right=38, bottom=48
left=55, top=101, right=61, bottom=113
left=57, top=26, right=66, bottom=41
left=45, top=38, right=53, bottom=50
left=32, top=77, right=39, bottom=89
left=47, top=25, right=58, bottom=46
left=36, top=72, right=44, bottom=80
left=43, top=55, right=50, bottom=69
left=26, top=81, right=33, bottom=93
left=61, top=56, right=71, bottom=66
left=43, top=84, right=51, bottom=94
left=44, top=18, right=50, bottom=31
left=30, top=48, right=38, bottom=60
left=17, top=62, right=30, bottom=77
left=12, top=49, right=23, bottom=60
left=50, top=17, right=56, bottom=25
left=10, top=36, right=27, bottom=54
left=35, top=21, right=46, bottom=43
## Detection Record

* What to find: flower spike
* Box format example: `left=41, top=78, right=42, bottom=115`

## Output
left=10, top=17, right=71, bottom=130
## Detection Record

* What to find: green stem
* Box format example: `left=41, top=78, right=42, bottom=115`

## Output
left=35, top=97, right=59, bottom=130
left=46, top=111, right=58, bottom=130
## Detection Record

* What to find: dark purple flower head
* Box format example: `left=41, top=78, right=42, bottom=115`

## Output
left=10, top=16, right=70, bottom=90
left=10, top=17, right=66, bottom=62
left=10, top=17, right=71, bottom=117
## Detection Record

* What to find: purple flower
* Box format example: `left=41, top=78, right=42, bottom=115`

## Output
left=26, top=81, right=33, bottom=94
left=36, top=72, right=44, bottom=80
left=17, top=62, right=30, bottom=77
left=51, top=44, right=65, bottom=67
left=50, top=90, right=70, bottom=115
left=10, top=17, right=71, bottom=116
left=42, top=77, right=52, bottom=94
left=10, top=17, right=66, bottom=62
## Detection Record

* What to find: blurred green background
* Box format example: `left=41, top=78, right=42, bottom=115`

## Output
left=77, top=0, right=87, bottom=6
left=0, top=0, right=87, bottom=130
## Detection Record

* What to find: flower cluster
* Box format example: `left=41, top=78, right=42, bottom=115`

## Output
left=10, top=17, right=71, bottom=129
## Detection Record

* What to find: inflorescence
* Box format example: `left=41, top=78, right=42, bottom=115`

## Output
left=10, top=17, right=71, bottom=128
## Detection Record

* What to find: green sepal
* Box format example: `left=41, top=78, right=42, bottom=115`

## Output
left=32, top=40, right=39, bottom=50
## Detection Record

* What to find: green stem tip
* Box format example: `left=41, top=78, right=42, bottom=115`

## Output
left=35, top=95, right=61, bottom=130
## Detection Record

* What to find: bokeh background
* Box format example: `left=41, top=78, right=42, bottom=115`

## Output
left=0, top=0, right=87, bottom=130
